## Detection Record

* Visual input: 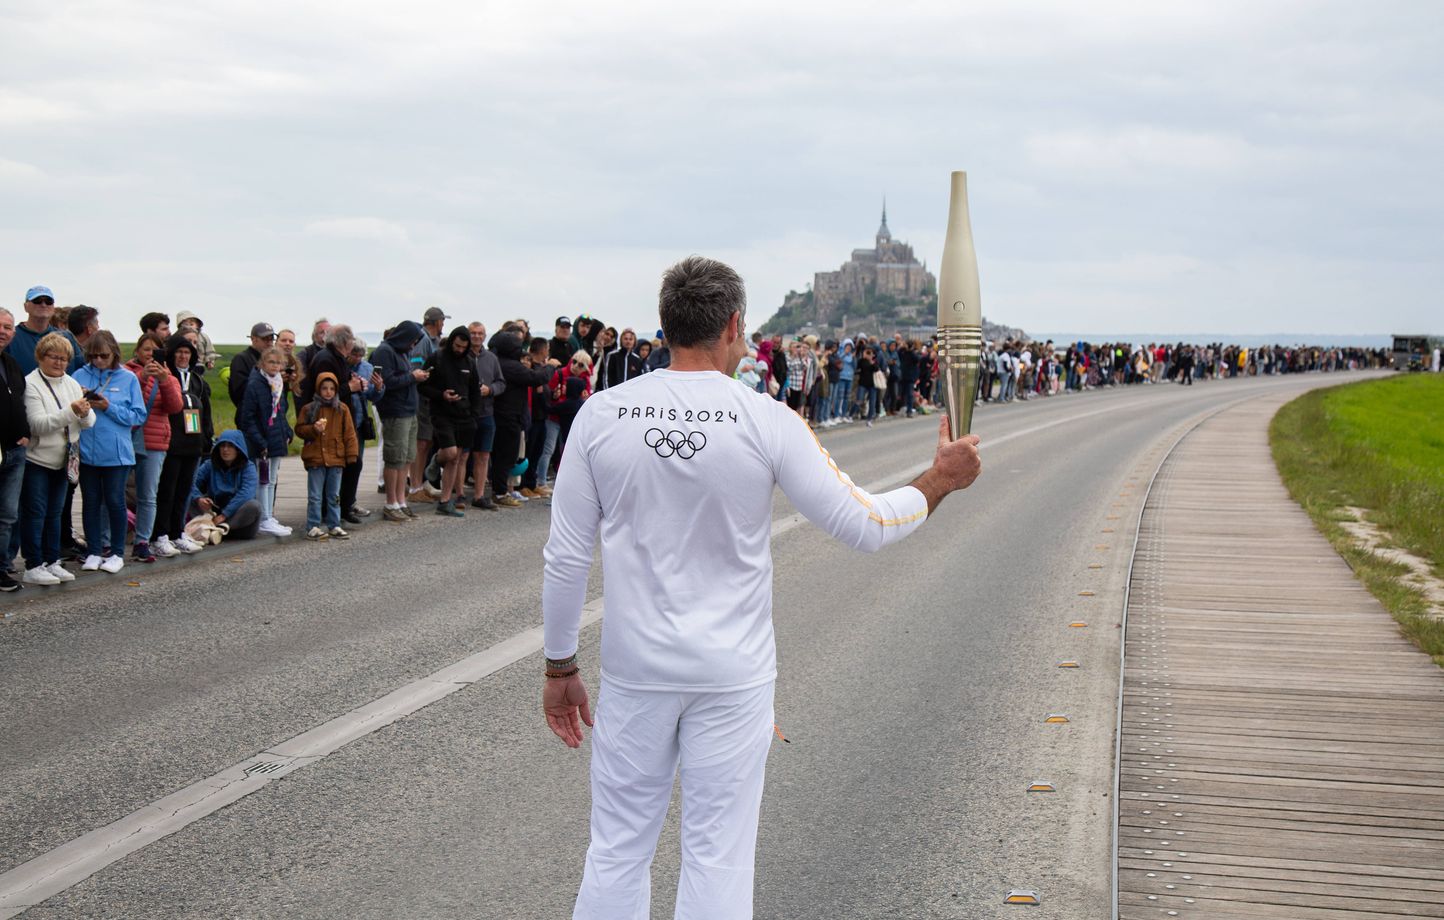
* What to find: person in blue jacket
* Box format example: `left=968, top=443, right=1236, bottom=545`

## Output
left=71, top=331, right=147, bottom=574
left=237, top=346, right=293, bottom=536
left=187, top=430, right=261, bottom=540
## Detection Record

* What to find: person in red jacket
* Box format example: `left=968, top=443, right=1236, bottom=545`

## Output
left=125, top=333, right=182, bottom=561
left=530, top=351, right=591, bottom=496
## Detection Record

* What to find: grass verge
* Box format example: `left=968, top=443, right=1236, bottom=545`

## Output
left=1270, top=373, right=1444, bottom=666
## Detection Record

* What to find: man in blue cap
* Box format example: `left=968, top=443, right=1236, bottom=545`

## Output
left=4, top=287, right=83, bottom=376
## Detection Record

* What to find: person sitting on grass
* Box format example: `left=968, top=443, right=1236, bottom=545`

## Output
left=296, top=372, right=358, bottom=541
left=186, top=430, right=260, bottom=541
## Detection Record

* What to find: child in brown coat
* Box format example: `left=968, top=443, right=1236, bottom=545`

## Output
left=296, top=372, right=358, bottom=540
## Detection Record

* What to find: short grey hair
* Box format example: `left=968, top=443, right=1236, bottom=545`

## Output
left=324, top=323, right=354, bottom=350
left=0, top=307, right=12, bottom=321
left=658, top=255, right=746, bottom=348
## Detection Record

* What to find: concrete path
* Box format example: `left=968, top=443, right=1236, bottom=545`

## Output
left=1117, top=396, right=1444, bottom=918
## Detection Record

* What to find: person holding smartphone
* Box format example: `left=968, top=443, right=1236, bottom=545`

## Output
left=71, top=331, right=147, bottom=573
left=124, top=333, right=182, bottom=562
left=417, top=327, right=480, bottom=517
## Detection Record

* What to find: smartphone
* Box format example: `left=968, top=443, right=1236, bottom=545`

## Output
left=82, top=390, right=100, bottom=400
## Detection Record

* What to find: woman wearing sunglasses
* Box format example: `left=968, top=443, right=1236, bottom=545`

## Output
left=71, top=331, right=148, bottom=574
left=530, top=351, right=592, bottom=498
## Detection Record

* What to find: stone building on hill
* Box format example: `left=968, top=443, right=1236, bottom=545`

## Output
left=812, top=204, right=935, bottom=325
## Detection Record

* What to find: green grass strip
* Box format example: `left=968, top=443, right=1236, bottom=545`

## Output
left=1270, top=374, right=1444, bottom=666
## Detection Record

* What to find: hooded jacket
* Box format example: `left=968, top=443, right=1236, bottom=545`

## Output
left=238, top=365, right=292, bottom=460
left=72, top=363, right=148, bottom=467
left=299, top=342, right=354, bottom=406
left=489, top=331, right=553, bottom=420
left=164, top=334, right=214, bottom=457
left=297, top=372, right=359, bottom=469
left=123, top=357, right=184, bottom=453
left=371, top=321, right=424, bottom=419
left=419, top=327, right=481, bottom=421
left=188, top=430, right=258, bottom=519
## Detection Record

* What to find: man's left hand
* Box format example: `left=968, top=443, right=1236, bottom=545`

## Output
left=543, top=674, right=593, bottom=748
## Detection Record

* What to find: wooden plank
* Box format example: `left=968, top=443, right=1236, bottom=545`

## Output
left=1116, top=395, right=1444, bottom=918
left=1118, top=868, right=1444, bottom=908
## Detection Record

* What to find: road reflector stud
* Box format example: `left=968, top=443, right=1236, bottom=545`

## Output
left=1088, top=563, right=1103, bottom=569
left=1044, top=713, right=1069, bottom=723
left=1078, top=591, right=1095, bottom=596
left=126, top=580, right=141, bottom=587
left=1004, top=890, right=1041, bottom=905
left=1027, top=781, right=1055, bottom=792
left=1069, top=621, right=1088, bottom=628
left=1102, top=528, right=1115, bottom=533
left=1058, top=660, right=1080, bottom=668
left=1095, top=544, right=1110, bottom=549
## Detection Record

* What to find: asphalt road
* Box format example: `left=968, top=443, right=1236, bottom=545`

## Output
left=0, top=371, right=1371, bottom=918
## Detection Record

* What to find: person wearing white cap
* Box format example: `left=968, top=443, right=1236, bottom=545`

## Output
left=542, top=256, right=982, bottom=919
left=176, top=311, right=219, bottom=369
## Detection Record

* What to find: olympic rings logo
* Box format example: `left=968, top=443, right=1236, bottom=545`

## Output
left=643, top=427, right=707, bottom=459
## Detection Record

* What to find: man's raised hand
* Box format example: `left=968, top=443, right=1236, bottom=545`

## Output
left=934, top=414, right=981, bottom=492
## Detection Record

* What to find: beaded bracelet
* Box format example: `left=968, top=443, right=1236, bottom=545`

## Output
left=545, top=667, right=580, bottom=680
left=546, top=654, right=578, bottom=670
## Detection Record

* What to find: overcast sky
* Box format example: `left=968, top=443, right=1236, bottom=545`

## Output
left=3, top=1, right=1440, bottom=342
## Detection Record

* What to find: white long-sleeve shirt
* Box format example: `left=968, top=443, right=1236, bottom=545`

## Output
left=542, top=368, right=928, bottom=692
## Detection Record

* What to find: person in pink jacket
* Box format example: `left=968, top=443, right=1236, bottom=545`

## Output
left=124, top=333, right=183, bottom=561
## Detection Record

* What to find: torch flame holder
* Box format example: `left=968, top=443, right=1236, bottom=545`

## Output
left=936, top=324, right=984, bottom=440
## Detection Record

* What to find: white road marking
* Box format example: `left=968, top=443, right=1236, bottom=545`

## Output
left=0, top=393, right=1152, bottom=917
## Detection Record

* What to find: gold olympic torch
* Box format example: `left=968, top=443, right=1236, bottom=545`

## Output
left=936, top=170, right=984, bottom=440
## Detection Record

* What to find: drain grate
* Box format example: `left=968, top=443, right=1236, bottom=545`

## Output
left=242, top=759, right=288, bottom=777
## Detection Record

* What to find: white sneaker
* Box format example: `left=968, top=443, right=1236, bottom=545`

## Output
left=510, top=490, right=529, bottom=502
left=45, top=562, right=76, bottom=582
left=175, top=534, right=204, bottom=554
left=100, top=555, right=125, bottom=574
left=82, top=555, right=103, bottom=572
left=258, top=518, right=292, bottom=537
left=306, top=526, right=329, bottom=541
left=421, top=482, right=442, bottom=499
left=23, top=566, right=60, bottom=586
left=152, top=536, right=181, bottom=558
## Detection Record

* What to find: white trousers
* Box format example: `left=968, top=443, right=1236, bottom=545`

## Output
left=573, top=679, right=775, bottom=920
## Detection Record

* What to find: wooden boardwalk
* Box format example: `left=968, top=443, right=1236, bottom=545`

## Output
left=1117, top=397, right=1444, bottom=919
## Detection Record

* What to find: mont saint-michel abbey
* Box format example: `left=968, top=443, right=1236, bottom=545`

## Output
left=812, top=205, right=935, bottom=324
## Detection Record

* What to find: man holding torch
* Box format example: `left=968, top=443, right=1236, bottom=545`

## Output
left=541, top=254, right=981, bottom=918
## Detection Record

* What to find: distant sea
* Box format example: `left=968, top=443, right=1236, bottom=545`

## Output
left=1035, top=332, right=1393, bottom=349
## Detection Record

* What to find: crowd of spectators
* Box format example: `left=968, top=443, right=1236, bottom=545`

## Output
left=738, top=332, right=1390, bottom=426
left=0, top=283, right=1394, bottom=593
left=0, top=291, right=682, bottom=592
